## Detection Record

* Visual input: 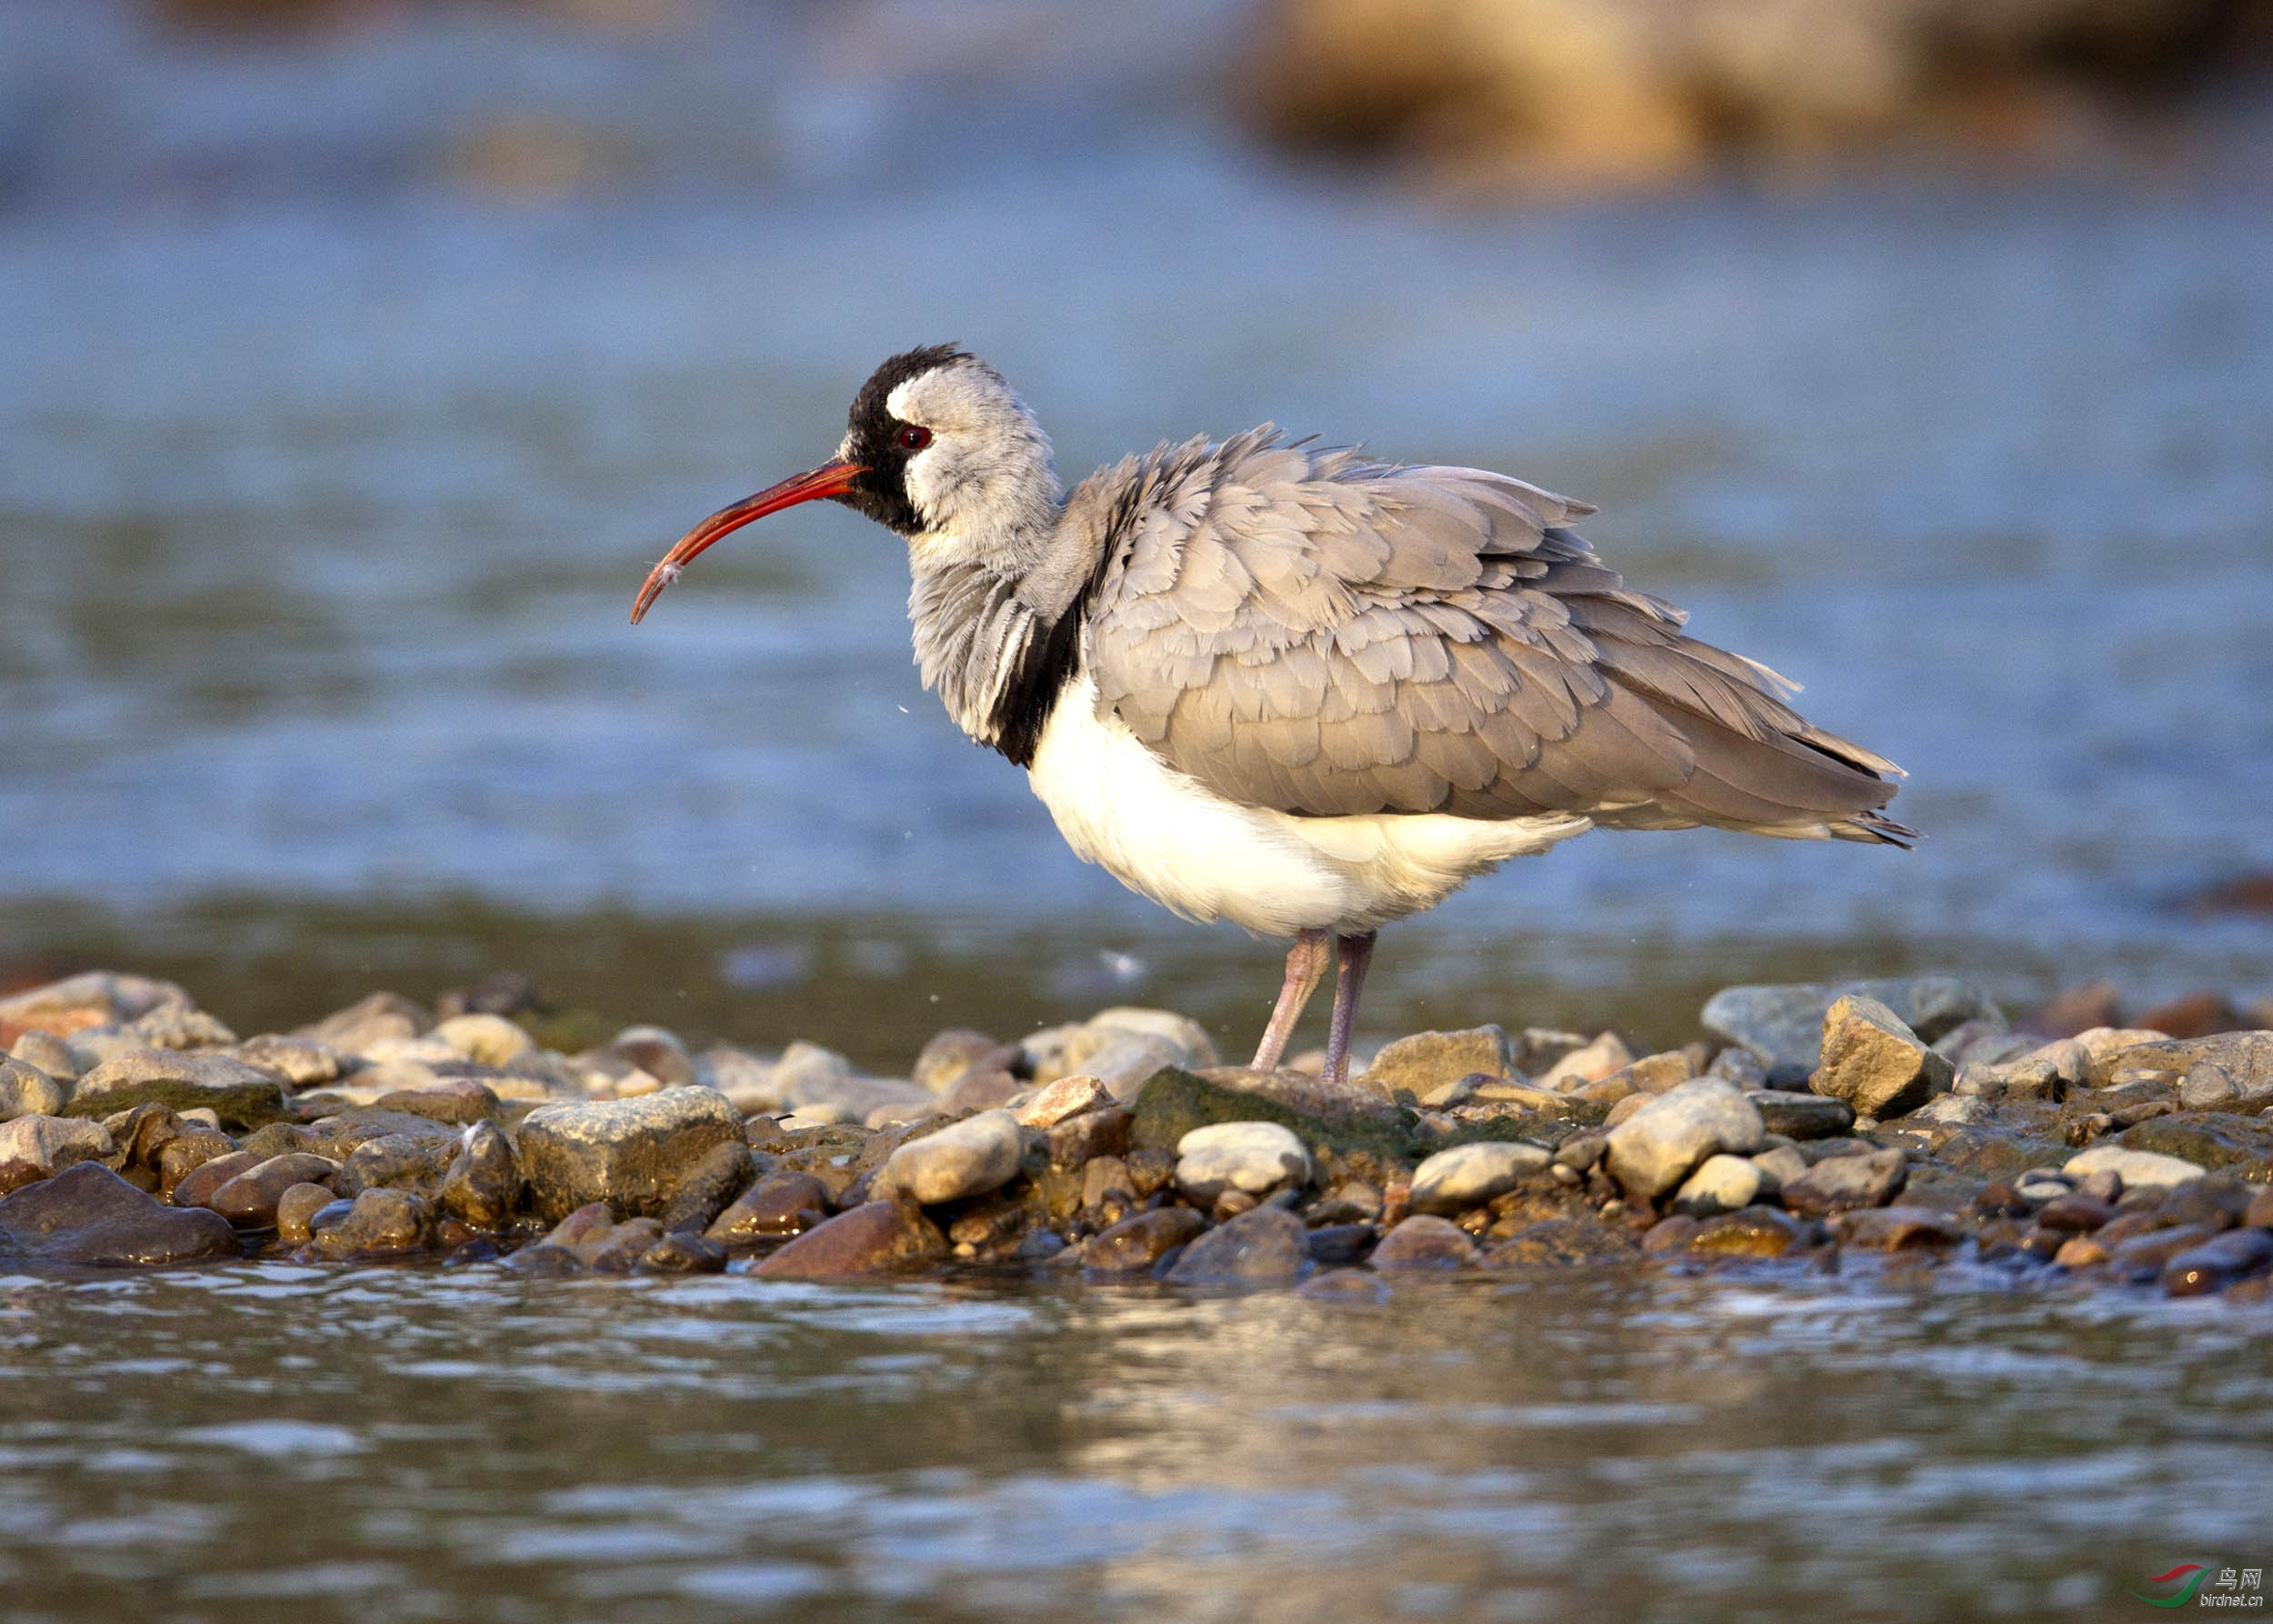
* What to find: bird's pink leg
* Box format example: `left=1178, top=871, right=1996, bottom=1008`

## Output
left=1319, top=930, right=1377, bottom=1088
left=1251, top=927, right=1331, bottom=1072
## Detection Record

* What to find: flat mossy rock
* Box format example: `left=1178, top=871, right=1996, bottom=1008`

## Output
left=1132, top=1068, right=1417, bottom=1161
left=65, top=1048, right=285, bottom=1129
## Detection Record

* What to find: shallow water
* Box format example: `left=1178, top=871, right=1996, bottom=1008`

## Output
left=1, top=1258, right=2267, bottom=1622
left=1, top=3, right=2270, bottom=1046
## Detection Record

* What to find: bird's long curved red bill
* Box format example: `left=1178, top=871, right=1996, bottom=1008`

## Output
left=630, top=459, right=864, bottom=624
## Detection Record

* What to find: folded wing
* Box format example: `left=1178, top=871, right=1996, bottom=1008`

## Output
left=1083, top=430, right=1911, bottom=844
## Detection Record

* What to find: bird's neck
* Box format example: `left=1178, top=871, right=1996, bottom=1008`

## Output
left=906, top=506, right=1096, bottom=768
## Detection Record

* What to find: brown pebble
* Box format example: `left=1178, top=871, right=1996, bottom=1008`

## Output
left=2105, top=1223, right=2219, bottom=1281
left=2161, top=1228, right=2273, bottom=1298
left=1686, top=1206, right=1801, bottom=1258
left=1211, top=1189, right=1259, bottom=1222
left=207, top=1153, right=341, bottom=1228
left=170, top=1149, right=262, bottom=1211
left=2246, top=1188, right=2273, bottom=1229
left=1641, top=1215, right=1699, bottom=1254
left=1837, top=1206, right=1962, bottom=1252
left=2052, top=1235, right=2108, bottom=1268
left=274, top=1182, right=335, bottom=1243
left=1083, top=1206, right=1205, bottom=1273
left=706, top=1171, right=830, bottom=1245
left=2034, top=1193, right=2114, bottom=1233
left=748, top=1199, right=945, bottom=1278
left=1368, top=1214, right=1481, bottom=1270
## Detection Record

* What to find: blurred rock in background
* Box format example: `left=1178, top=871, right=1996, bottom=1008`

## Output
left=1244, top=0, right=2272, bottom=187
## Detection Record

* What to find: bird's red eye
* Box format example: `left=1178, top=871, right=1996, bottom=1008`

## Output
left=896, top=425, right=931, bottom=451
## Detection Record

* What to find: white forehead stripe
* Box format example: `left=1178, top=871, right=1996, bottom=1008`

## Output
left=886, top=378, right=919, bottom=423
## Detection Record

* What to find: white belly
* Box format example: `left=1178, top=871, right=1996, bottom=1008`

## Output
left=1026, top=671, right=1590, bottom=937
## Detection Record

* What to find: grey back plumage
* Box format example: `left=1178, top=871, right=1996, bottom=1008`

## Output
left=1080, top=430, right=1911, bottom=844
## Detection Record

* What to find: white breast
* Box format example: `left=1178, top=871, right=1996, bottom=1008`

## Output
left=1026, top=670, right=1592, bottom=937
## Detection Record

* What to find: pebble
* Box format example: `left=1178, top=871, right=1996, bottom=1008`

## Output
left=1086, top=1007, right=1219, bottom=1068
left=297, top=992, right=429, bottom=1055
left=206, top=1154, right=341, bottom=1228
left=310, top=1188, right=436, bottom=1259
left=706, top=1171, right=831, bottom=1244
left=1748, top=1143, right=1808, bottom=1193
left=0, top=1058, right=69, bottom=1122
left=0, top=1114, right=115, bottom=1189
left=936, top=1068, right=1021, bottom=1116
left=517, top=1087, right=747, bottom=1220
left=155, top=1129, right=239, bottom=1200
left=439, top=1122, right=524, bottom=1230
left=170, top=1148, right=265, bottom=1210
left=1536, top=1031, right=1635, bottom=1092
left=1605, top=1078, right=1766, bottom=1201
left=657, top=1140, right=756, bottom=1234
left=2060, top=1145, right=2207, bottom=1190
left=2160, top=1228, right=2273, bottom=1297
left=1357, top=1026, right=1514, bottom=1097
left=1045, top=1105, right=1134, bottom=1169
left=1685, top=1206, right=1803, bottom=1258
left=9, top=1030, right=83, bottom=1083
left=2104, top=1223, right=2219, bottom=1283
left=1778, top=1148, right=1908, bottom=1215
left=1368, top=1214, right=1481, bottom=1269
left=1295, top=1268, right=1393, bottom=1303
left=748, top=1199, right=946, bottom=1278
left=639, top=1232, right=728, bottom=1273
left=275, top=1182, right=335, bottom=1243
left=0, top=1162, right=239, bottom=1263
left=875, top=1110, right=1026, bottom=1205
left=66, top=1048, right=286, bottom=1129
left=2033, top=1192, right=2114, bottom=1232
left=1408, top=1141, right=1549, bottom=1214
left=230, top=1034, right=351, bottom=1088
left=1175, top=1121, right=1311, bottom=1206
left=1080, top=1033, right=1186, bottom=1100
left=1015, top=1074, right=1114, bottom=1128
left=1702, top=977, right=1999, bottom=1073
left=336, top=1134, right=453, bottom=1200
left=1811, top=996, right=1954, bottom=1119
left=430, top=1013, right=536, bottom=1068
left=1671, top=1154, right=1762, bottom=1218
left=1084, top=1207, right=1206, bottom=1273
left=1163, top=1204, right=1307, bottom=1284
left=1835, top=1205, right=1961, bottom=1251
left=913, top=1028, right=1012, bottom=1093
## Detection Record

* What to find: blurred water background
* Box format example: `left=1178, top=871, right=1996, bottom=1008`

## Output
left=6, top=7, right=2273, bottom=1623
left=2, top=0, right=2270, bottom=1060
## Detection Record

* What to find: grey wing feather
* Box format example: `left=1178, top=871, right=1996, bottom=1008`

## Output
left=1083, top=431, right=1910, bottom=844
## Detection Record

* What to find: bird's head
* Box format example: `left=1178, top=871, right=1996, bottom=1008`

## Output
left=632, top=346, right=1060, bottom=623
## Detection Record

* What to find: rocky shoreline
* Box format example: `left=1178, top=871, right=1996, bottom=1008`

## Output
left=0, top=968, right=2268, bottom=1301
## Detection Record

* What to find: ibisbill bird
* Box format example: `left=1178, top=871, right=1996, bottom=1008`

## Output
left=632, top=346, right=1913, bottom=1087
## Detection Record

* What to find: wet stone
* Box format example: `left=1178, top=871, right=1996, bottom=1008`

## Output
left=1296, top=1268, right=1393, bottom=1304
left=640, top=1232, right=728, bottom=1274
left=0, top=1162, right=238, bottom=1265
left=518, top=1088, right=747, bottom=1221
left=206, top=1154, right=340, bottom=1228
left=2104, top=1223, right=2219, bottom=1283
left=1176, top=1121, right=1312, bottom=1206
left=336, top=1134, right=453, bottom=1200
left=2034, top=1192, right=2115, bottom=1233
left=1165, top=1204, right=1308, bottom=1284
left=1305, top=1222, right=1375, bottom=1266
left=2160, top=1228, right=2273, bottom=1297
left=1836, top=1205, right=1962, bottom=1251
left=1779, top=1148, right=1908, bottom=1215
left=170, top=1149, right=263, bottom=1211
left=439, top=1122, right=523, bottom=1230
left=1409, top=1141, right=1550, bottom=1215
left=706, top=1171, right=831, bottom=1245
left=370, top=1079, right=502, bottom=1126
left=1369, top=1213, right=1481, bottom=1269
left=658, top=1140, right=756, bottom=1234
left=1085, top=1206, right=1207, bottom=1273
left=1686, top=1206, right=1804, bottom=1258
left=66, top=1048, right=285, bottom=1130
left=1485, top=1216, right=1635, bottom=1268
left=155, top=1129, right=240, bottom=1201
left=229, top=1034, right=351, bottom=1089
left=749, top=1199, right=946, bottom=1278
left=275, top=1182, right=335, bottom=1244
left=875, top=1110, right=1025, bottom=1206
left=311, top=1188, right=436, bottom=1260
left=1704, top=977, right=1999, bottom=1073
